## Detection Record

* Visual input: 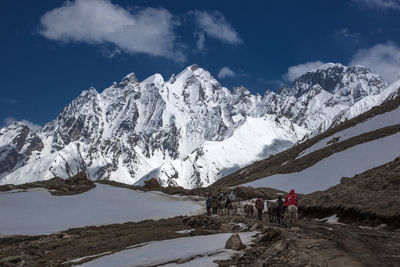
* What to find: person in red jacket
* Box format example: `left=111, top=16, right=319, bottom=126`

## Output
left=255, top=196, right=265, bottom=221
left=284, top=189, right=298, bottom=208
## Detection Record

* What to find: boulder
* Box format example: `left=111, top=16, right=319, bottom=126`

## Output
left=220, top=223, right=233, bottom=233
left=225, top=233, right=245, bottom=250
left=144, top=178, right=162, bottom=189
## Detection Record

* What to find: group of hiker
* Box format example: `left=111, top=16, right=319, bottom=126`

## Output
left=205, top=188, right=299, bottom=222
left=205, top=190, right=236, bottom=215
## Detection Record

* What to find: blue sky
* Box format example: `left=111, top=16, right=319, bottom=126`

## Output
left=1, top=0, right=400, bottom=128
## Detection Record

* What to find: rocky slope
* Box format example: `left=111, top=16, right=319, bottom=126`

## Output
left=0, top=63, right=396, bottom=188
left=300, top=156, right=400, bottom=227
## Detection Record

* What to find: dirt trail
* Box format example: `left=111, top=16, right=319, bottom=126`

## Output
left=295, top=221, right=400, bottom=266
left=224, top=216, right=400, bottom=267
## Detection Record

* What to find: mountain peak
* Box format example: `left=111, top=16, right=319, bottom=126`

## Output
left=232, top=86, right=251, bottom=96
left=279, top=63, right=387, bottom=98
left=142, top=73, right=164, bottom=85
left=316, top=62, right=346, bottom=71
left=79, top=87, right=98, bottom=98
left=190, top=64, right=199, bottom=71
left=120, top=73, right=139, bottom=85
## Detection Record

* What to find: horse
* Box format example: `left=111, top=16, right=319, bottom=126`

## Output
left=284, top=205, right=298, bottom=228
left=243, top=204, right=254, bottom=217
left=218, top=199, right=225, bottom=215
left=226, top=201, right=239, bottom=216
left=267, top=201, right=277, bottom=223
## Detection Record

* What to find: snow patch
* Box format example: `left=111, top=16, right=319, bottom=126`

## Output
left=243, top=132, right=400, bottom=194
left=78, top=232, right=258, bottom=267
left=0, top=184, right=203, bottom=235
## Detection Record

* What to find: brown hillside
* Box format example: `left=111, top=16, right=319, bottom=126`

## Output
left=300, top=156, right=400, bottom=228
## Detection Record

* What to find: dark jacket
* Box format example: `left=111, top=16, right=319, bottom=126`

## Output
left=276, top=198, right=284, bottom=214
left=210, top=197, right=219, bottom=209
left=206, top=197, right=211, bottom=208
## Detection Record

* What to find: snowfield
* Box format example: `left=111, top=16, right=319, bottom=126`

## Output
left=243, top=132, right=400, bottom=194
left=135, top=115, right=305, bottom=188
left=299, top=105, right=400, bottom=158
left=77, top=232, right=258, bottom=267
left=0, top=184, right=203, bottom=236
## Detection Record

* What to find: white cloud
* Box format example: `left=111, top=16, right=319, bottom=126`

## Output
left=283, top=61, right=326, bottom=82
left=192, top=10, right=242, bottom=45
left=101, top=47, right=121, bottom=58
left=217, top=66, right=236, bottom=79
left=350, top=42, right=400, bottom=82
left=39, top=0, right=184, bottom=61
left=352, top=0, right=400, bottom=10
left=337, top=28, right=359, bottom=41
left=195, top=31, right=206, bottom=51
left=4, top=117, right=42, bottom=131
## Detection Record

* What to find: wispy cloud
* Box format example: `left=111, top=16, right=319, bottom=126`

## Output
left=195, top=31, right=206, bottom=51
left=3, top=117, right=42, bottom=131
left=350, top=42, right=400, bottom=82
left=3, top=98, right=18, bottom=105
left=282, top=61, right=326, bottom=82
left=217, top=66, right=248, bottom=79
left=351, top=0, right=400, bottom=10
left=217, top=66, right=236, bottom=79
left=336, top=28, right=360, bottom=41
left=101, top=47, right=121, bottom=58
left=192, top=10, right=242, bottom=46
left=39, top=0, right=185, bottom=61
left=257, top=78, right=285, bottom=88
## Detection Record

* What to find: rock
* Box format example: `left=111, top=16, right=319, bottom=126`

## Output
left=225, top=233, right=245, bottom=250
left=177, top=258, right=191, bottom=264
left=220, top=223, right=232, bottom=233
left=61, top=233, right=71, bottom=239
left=144, top=178, right=162, bottom=190
left=250, top=223, right=263, bottom=231
left=0, top=255, right=26, bottom=264
left=259, top=228, right=281, bottom=244
left=254, top=260, right=266, bottom=267
left=272, top=240, right=286, bottom=251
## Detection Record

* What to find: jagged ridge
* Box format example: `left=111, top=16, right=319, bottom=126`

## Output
left=0, top=63, right=396, bottom=188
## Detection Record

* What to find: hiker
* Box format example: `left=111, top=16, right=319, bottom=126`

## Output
left=225, top=191, right=236, bottom=208
left=284, top=189, right=298, bottom=208
left=210, top=196, right=219, bottom=214
left=206, top=196, right=212, bottom=216
left=229, top=191, right=236, bottom=201
left=218, top=190, right=225, bottom=201
left=255, top=196, right=265, bottom=221
left=276, top=195, right=284, bottom=226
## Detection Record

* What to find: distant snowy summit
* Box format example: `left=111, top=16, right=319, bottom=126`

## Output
left=0, top=63, right=398, bottom=188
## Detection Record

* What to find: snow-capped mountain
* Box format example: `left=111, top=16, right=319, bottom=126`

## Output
left=258, top=63, right=388, bottom=135
left=0, top=63, right=397, bottom=188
